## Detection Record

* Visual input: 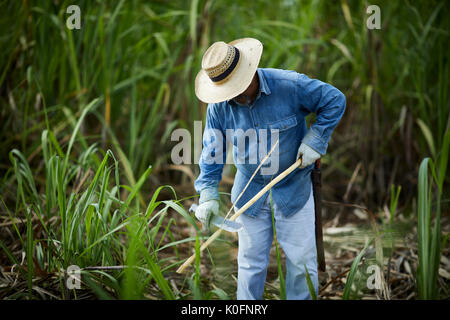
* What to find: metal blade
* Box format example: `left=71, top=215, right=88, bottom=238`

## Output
left=189, top=203, right=243, bottom=232
left=210, top=215, right=243, bottom=232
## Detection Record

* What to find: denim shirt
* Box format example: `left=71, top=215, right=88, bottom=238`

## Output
left=194, top=68, right=346, bottom=218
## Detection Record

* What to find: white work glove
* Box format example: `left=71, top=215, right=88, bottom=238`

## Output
left=296, top=143, right=321, bottom=168
left=195, top=199, right=219, bottom=231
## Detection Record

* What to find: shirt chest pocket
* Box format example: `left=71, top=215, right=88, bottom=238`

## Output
left=263, top=115, right=298, bottom=155
left=266, top=115, right=298, bottom=132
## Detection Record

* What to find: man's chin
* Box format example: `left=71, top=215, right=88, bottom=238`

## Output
left=233, top=96, right=252, bottom=106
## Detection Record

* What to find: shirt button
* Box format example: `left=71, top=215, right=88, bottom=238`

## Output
left=255, top=123, right=258, bottom=127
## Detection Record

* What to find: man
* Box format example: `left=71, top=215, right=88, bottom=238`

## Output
left=193, top=38, right=346, bottom=300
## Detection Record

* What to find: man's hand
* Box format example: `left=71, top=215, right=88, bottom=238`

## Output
left=297, top=143, right=321, bottom=168
left=195, top=199, right=219, bottom=231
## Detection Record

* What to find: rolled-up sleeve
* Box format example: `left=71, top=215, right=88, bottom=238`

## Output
left=194, top=104, right=227, bottom=203
left=297, top=73, right=346, bottom=155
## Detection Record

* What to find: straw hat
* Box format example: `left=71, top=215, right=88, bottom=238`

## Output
left=195, top=38, right=263, bottom=104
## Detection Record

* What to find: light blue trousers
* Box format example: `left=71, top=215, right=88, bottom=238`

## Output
left=235, top=186, right=319, bottom=300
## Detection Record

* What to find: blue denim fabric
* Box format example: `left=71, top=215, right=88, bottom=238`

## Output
left=194, top=68, right=346, bottom=216
left=236, top=186, right=318, bottom=300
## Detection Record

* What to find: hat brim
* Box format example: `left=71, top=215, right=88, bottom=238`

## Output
left=195, top=38, right=263, bottom=104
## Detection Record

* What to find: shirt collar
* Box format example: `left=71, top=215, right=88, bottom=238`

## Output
left=257, top=68, right=271, bottom=96
left=227, top=68, right=271, bottom=106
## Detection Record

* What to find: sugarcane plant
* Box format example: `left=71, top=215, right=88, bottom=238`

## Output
left=416, top=130, right=449, bottom=299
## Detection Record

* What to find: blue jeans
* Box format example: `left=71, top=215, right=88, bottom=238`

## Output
left=235, top=186, right=318, bottom=300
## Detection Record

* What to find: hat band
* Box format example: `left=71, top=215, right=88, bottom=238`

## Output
left=209, top=46, right=240, bottom=83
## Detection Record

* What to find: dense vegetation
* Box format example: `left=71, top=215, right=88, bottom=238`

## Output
left=0, top=0, right=448, bottom=299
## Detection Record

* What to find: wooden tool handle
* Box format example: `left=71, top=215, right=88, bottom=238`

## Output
left=176, top=157, right=302, bottom=274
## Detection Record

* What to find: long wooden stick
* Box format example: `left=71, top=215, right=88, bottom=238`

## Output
left=221, top=139, right=279, bottom=223
left=176, top=157, right=302, bottom=274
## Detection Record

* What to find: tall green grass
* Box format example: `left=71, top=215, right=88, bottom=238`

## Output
left=341, top=130, right=449, bottom=300
left=342, top=239, right=373, bottom=300
left=0, top=0, right=448, bottom=300
left=1, top=1, right=448, bottom=203
left=416, top=130, right=449, bottom=299
left=2, top=98, right=206, bottom=299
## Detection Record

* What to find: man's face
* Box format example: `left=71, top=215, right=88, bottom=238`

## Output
left=232, top=73, right=259, bottom=106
